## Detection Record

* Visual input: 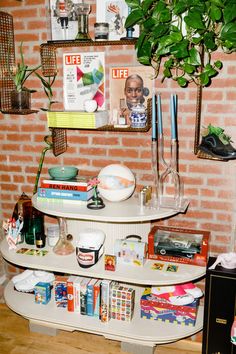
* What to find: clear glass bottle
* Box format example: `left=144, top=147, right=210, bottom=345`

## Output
left=75, top=3, right=91, bottom=41
left=53, top=217, right=75, bottom=255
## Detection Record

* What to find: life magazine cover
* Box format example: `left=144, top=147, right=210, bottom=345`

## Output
left=63, top=52, right=105, bottom=111
left=96, top=0, right=139, bottom=40
left=49, top=0, right=80, bottom=41
left=109, top=66, right=154, bottom=124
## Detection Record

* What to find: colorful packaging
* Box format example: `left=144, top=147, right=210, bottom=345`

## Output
left=54, top=276, right=68, bottom=308
left=34, top=282, right=51, bottom=305
left=110, top=283, right=135, bottom=321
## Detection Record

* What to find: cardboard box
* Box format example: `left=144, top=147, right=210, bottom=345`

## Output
left=140, top=288, right=199, bottom=326
left=148, top=226, right=209, bottom=266
left=54, top=276, right=68, bottom=308
left=34, top=282, right=51, bottom=305
left=110, top=284, right=135, bottom=322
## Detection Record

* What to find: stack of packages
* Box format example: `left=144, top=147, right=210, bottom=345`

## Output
left=140, top=282, right=203, bottom=326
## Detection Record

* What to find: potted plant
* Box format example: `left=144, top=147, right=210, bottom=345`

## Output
left=7, top=42, right=41, bottom=110
left=124, top=0, right=236, bottom=158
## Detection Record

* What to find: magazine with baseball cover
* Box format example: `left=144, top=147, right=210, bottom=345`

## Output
left=63, top=51, right=105, bottom=111
left=109, top=65, right=154, bottom=125
left=96, top=0, right=139, bottom=40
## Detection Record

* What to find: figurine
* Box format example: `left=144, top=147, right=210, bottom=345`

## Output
left=55, top=0, right=73, bottom=40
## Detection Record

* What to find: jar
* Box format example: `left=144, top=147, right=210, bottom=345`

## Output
left=94, top=23, right=109, bottom=41
left=130, top=103, right=147, bottom=128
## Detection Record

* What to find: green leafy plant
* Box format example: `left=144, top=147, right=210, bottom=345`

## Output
left=7, top=42, right=41, bottom=92
left=125, top=0, right=236, bottom=87
left=35, top=72, right=57, bottom=111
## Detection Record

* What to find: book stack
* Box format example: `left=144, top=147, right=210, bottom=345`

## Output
left=37, top=176, right=94, bottom=203
left=54, top=276, right=135, bottom=322
left=47, top=111, right=109, bottom=129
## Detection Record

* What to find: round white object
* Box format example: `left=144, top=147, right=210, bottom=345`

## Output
left=98, top=164, right=135, bottom=202
left=84, top=99, right=98, bottom=113
left=77, top=228, right=105, bottom=249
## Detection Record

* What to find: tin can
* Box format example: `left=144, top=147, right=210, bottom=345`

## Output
left=94, top=22, right=109, bottom=41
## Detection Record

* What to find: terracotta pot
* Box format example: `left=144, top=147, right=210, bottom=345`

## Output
left=11, top=90, right=31, bottom=110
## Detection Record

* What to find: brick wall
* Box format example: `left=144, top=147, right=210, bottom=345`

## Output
left=0, top=0, right=236, bottom=335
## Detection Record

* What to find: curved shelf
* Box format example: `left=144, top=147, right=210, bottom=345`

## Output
left=32, top=194, right=179, bottom=223
left=4, top=281, right=203, bottom=346
left=0, top=239, right=206, bottom=286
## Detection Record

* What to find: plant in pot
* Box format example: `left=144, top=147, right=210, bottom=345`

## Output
left=124, top=0, right=236, bottom=159
left=7, top=42, right=41, bottom=110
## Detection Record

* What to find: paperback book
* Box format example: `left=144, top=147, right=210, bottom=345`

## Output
left=38, top=187, right=94, bottom=201
left=63, top=52, right=105, bottom=111
left=47, top=111, right=109, bottom=129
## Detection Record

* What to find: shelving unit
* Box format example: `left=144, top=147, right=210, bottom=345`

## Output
left=1, top=195, right=205, bottom=353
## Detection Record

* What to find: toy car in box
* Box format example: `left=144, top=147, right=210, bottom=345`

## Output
left=148, top=226, right=209, bottom=266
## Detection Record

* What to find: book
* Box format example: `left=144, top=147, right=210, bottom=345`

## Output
left=40, top=181, right=92, bottom=192
left=100, top=279, right=112, bottom=322
left=80, top=277, right=91, bottom=315
left=67, top=275, right=78, bottom=312
left=96, top=0, right=139, bottom=41
left=49, top=0, right=80, bottom=41
left=86, top=278, right=98, bottom=316
left=41, top=175, right=94, bottom=186
left=63, top=52, right=105, bottom=111
left=93, top=279, right=102, bottom=318
left=47, top=111, right=109, bottom=129
left=109, top=65, right=154, bottom=125
left=36, top=196, right=88, bottom=205
left=37, top=187, right=94, bottom=201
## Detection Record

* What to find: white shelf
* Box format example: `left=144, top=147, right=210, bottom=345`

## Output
left=4, top=281, right=203, bottom=346
left=0, top=239, right=206, bottom=286
left=32, top=194, right=179, bottom=222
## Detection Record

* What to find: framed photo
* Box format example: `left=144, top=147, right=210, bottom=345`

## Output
left=49, top=0, right=81, bottom=41
left=96, top=0, right=139, bottom=40
left=148, top=225, right=210, bottom=266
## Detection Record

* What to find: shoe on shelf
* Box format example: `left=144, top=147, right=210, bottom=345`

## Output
left=198, top=124, right=236, bottom=160
left=151, top=285, right=195, bottom=306
left=11, top=269, right=34, bottom=285
left=14, top=270, right=55, bottom=292
left=180, top=282, right=203, bottom=298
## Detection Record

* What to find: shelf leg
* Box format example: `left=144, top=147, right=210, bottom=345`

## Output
left=121, top=342, right=155, bottom=354
left=29, top=321, right=58, bottom=336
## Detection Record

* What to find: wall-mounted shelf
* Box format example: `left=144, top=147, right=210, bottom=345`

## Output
left=40, top=39, right=136, bottom=77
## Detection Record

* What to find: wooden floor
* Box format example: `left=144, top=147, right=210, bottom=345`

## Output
left=0, top=304, right=202, bottom=354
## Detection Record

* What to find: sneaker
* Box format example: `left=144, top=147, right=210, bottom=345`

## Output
left=15, top=270, right=55, bottom=292
left=180, top=282, right=203, bottom=298
left=198, top=124, right=236, bottom=160
left=11, top=269, right=34, bottom=285
left=151, top=285, right=195, bottom=305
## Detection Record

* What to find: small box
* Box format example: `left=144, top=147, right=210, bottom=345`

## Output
left=110, top=284, right=135, bottom=322
left=140, top=288, right=199, bottom=326
left=114, top=235, right=147, bottom=266
left=104, top=254, right=116, bottom=271
left=54, top=276, right=68, bottom=308
left=34, top=282, right=51, bottom=305
left=148, top=226, right=209, bottom=266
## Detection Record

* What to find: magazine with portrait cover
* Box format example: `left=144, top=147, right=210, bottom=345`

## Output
left=109, top=65, right=154, bottom=124
left=49, top=0, right=81, bottom=41
left=96, top=0, right=139, bottom=40
left=63, top=51, right=105, bottom=111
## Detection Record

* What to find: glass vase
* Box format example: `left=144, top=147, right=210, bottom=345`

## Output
left=75, top=3, right=91, bottom=41
left=53, top=217, right=75, bottom=255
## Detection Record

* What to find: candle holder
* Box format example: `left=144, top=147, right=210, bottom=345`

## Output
left=75, top=3, right=92, bottom=41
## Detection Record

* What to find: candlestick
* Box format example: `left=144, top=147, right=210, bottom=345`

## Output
left=171, top=94, right=177, bottom=140
left=157, top=94, right=163, bottom=136
left=152, top=94, right=157, bottom=140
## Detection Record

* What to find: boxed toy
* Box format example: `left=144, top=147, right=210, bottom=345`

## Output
left=54, top=275, right=68, bottom=308
left=140, top=288, right=199, bottom=326
left=110, top=283, right=135, bottom=322
left=114, top=235, right=147, bottom=266
left=34, top=282, right=51, bottom=305
left=148, top=226, right=209, bottom=266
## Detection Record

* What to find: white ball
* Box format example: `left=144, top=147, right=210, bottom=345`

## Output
left=84, top=99, right=98, bottom=113
left=98, top=164, right=135, bottom=202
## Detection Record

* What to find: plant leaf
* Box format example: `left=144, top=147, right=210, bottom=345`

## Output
left=184, top=10, right=206, bottom=30
left=125, top=9, right=143, bottom=28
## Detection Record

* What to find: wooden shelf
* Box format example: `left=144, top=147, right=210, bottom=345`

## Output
left=4, top=281, right=204, bottom=347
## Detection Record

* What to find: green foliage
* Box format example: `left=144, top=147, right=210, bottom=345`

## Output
left=125, top=0, right=236, bottom=87
left=35, top=72, right=57, bottom=111
left=7, top=42, right=41, bottom=92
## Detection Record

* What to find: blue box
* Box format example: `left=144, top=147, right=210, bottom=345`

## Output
left=34, top=282, right=51, bottom=305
